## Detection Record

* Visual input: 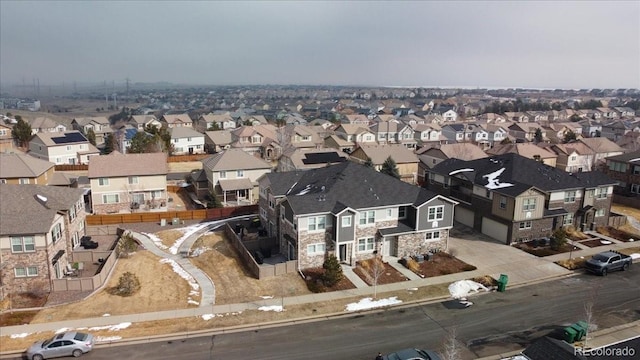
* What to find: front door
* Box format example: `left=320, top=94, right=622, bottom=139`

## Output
left=382, top=237, right=391, bottom=256
left=188, top=147, right=194, bottom=154
left=339, top=244, right=347, bottom=263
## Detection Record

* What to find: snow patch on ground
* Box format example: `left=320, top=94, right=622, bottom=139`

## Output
left=600, top=240, right=612, bottom=245
left=94, top=336, right=122, bottom=343
left=159, top=258, right=200, bottom=292
left=102, top=313, right=111, bottom=317
left=345, top=297, right=402, bottom=312
left=258, top=305, right=284, bottom=312
left=190, top=246, right=211, bottom=257
left=10, top=333, right=30, bottom=339
left=260, top=295, right=274, bottom=299
left=201, top=312, right=242, bottom=320
left=55, top=328, right=72, bottom=334
left=169, top=223, right=211, bottom=254
left=142, top=232, right=169, bottom=250
left=630, top=253, right=640, bottom=260
left=188, top=299, right=200, bottom=305
left=448, top=280, right=489, bottom=299
left=89, top=322, right=131, bottom=331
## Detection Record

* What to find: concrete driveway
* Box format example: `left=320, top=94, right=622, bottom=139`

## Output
left=448, top=225, right=572, bottom=284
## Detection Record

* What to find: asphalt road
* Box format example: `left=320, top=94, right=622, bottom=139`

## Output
left=15, top=270, right=640, bottom=360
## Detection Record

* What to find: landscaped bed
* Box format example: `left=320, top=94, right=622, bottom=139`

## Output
left=596, top=226, right=639, bottom=242
left=578, top=238, right=615, bottom=248
left=302, top=267, right=357, bottom=293
left=352, top=257, right=409, bottom=286
left=515, top=241, right=578, bottom=257
left=400, top=252, right=477, bottom=277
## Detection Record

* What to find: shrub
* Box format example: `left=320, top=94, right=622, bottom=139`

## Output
left=406, top=258, right=420, bottom=273
left=551, top=228, right=568, bottom=251
left=116, top=234, right=138, bottom=258
left=111, top=272, right=141, bottom=297
left=322, top=255, right=343, bottom=287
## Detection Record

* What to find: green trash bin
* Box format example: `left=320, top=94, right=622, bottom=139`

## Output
left=497, top=274, right=508, bottom=292
left=571, top=323, right=585, bottom=341
left=574, top=321, right=589, bottom=340
left=564, top=326, right=578, bottom=343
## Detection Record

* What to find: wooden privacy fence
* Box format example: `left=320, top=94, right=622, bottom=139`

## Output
left=223, top=223, right=297, bottom=279
left=51, top=250, right=116, bottom=292
left=168, top=154, right=210, bottom=162
left=55, top=164, right=89, bottom=171
left=86, top=205, right=258, bottom=225
left=608, top=212, right=627, bottom=228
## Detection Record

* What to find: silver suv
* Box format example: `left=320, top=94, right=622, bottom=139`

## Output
left=25, top=331, right=94, bottom=360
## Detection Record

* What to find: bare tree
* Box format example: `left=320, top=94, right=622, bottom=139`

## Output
left=371, top=256, right=385, bottom=299
left=440, top=326, right=462, bottom=360
left=582, top=283, right=601, bottom=350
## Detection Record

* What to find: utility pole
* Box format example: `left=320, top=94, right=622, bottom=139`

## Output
left=126, top=77, right=130, bottom=99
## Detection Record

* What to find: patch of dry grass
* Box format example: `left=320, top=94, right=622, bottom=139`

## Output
left=618, top=247, right=640, bottom=256
left=189, top=233, right=312, bottom=304
left=30, top=250, right=197, bottom=323
left=154, top=229, right=185, bottom=249
left=555, top=257, right=589, bottom=270
left=612, top=204, right=640, bottom=223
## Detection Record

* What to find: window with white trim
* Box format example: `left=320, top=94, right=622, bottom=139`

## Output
left=386, top=209, right=392, bottom=218
left=564, top=191, right=576, bottom=203
left=357, top=237, right=375, bottom=252
left=595, top=187, right=607, bottom=199
left=102, top=194, right=119, bottom=204
left=307, top=243, right=325, bottom=255
left=307, top=216, right=326, bottom=232
left=19, top=178, right=30, bottom=184
left=11, top=236, right=35, bottom=253
left=98, top=178, right=109, bottom=186
left=427, top=205, right=444, bottom=221
left=69, top=205, right=76, bottom=222
left=342, top=215, right=352, bottom=227
left=359, top=210, right=375, bottom=225
left=219, top=171, right=226, bottom=179
left=631, top=183, right=640, bottom=194
left=523, top=198, right=536, bottom=211
left=51, top=223, right=62, bottom=243
left=519, top=221, right=532, bottom=230
left=595, top=208, right=605, bottom=217
left=398, top=207, right=406, bottom=219
left=425, top=231, right=440, bottom=241
left=563, top=213, right=574, bottom=226
left=15, top=266, right=38, bottom=277
left=237, top=170, right=244, bottom=178
left=499, top=196, right=507, bottom=209
left=128, top=176, right=139, bottom=185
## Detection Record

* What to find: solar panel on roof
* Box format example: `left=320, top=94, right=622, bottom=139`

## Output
left=50, top=132, right=87, bottom=144
left=302, top=152, right=345, bottom=165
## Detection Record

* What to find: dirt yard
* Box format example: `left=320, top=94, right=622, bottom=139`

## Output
left=29, top=250, right=197, bottom=323
left=405, top=252, right=477, bottom=277
left=353, top=257, right=410, bottom=285
left=154, top=229, right=186, bottom=249
left=188, top=232, right=313, bottom=304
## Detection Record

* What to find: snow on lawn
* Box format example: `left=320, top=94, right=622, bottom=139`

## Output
left=188, top=299, right=200, bottom=305
left=600, top=240, right=612, bottom=245
left=94, top=336, right=122, bottom=343
left=631, top=253, right=640, bottom=260
left=258, top=305, right=284, bottom=312
left=201, top=312, right=242, bottom=320
left=89, top=322, right=131, bottom=331
left=448, top=280, right=489, bottom=299
left=345, top=297, right=402, bottom=312
left=142, top=232, right=169, bottom=250
left=159, top=258, right=200, bottom=292
left=55, top=327, right=72, bottom=334
left=10, top=333, right=30, bottom=339
left=169, top=223, right=211, bottom=254
left=190, top=246, right=211, bottom=257
left=260, top=295, right=274, bottom=299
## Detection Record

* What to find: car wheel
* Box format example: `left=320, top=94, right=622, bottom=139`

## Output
left=72, top=349, right=83, bottom=357
left=601, top=268, right=607, bottom=276
left=32, top=355, right=44, bottom=360
left=623, top=263, right=629, bottom=271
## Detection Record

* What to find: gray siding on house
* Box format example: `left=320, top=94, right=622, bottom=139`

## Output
left=416, top=198, right=454, bottom=231
left=335, top=210, right=355, bottom=243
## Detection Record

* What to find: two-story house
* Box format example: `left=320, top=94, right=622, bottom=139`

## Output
left=427, top=153, right=616, bottom=244
left=197, top=113, right=237, bottom=132
left=604, top=150, right=640, bottom=207
left=579, top=138, right=625, bottom=171
left=550, top=142, right=595, bottom=173
left=0, top=152, right=55, bottom=185
left=350, top=144, right=420, bottom=184
left=160, top=114, right=193, bottom=128
left=28, top=117, right=67, bottom=135
left=486, top=143, right=557, bottom=167
left=88, top=152, right=168, bottom=214
left=71, top=116, right=112, bottom=145
left=416, top=143, right=488, bottom=185
left=129, top=115, right=162, bottom=131
left=169, top=127, right=206, bottom=155
left=257, top=162, right=458, bottom=269
left=0, top=184, right=87, bottom=297
left=277, top=148, right=348, bottom=172
left=28, top=131, right=100, bottom=165
left=230, top=125, right=280, bottom=160
left=201, top=149, right=272, bottom=206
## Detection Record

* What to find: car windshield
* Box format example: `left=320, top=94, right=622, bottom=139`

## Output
left=592, top=254, right=608, bottom=262
left=73, top=332, right=88, bottom=341
left=41, top=337, right=54, bottom=347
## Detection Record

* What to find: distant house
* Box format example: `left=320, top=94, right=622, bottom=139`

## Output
left=169, top=127, right=205, bottom=155
left=160, top=114, right=193, bottom=129
left=334, top=124, right=376, bottom=146
left=257, top=162, right=458, bottom=269
left=88, top=152, right=168, bottom=214
left=277, top=125, right=325, bottom=151
left=442, top=109, right=458, bottom=122
left=201, top=149, right=272, bottom=206
left=579, top=137, right=624, bottom=170
left=604, top=150, right=640, bottom=206
left=508, top=123, right=546, bottom=143
left=412, top=123, right=444, bottom=148
left=482, top=124, right=510, bottom=147
left=28, top=131, right=99, bottom=165
left=0, top=152, right=56, bottom=185
left=0, top=123, right=14, bottom=152
left=0, top=184, right=87, bottom=297
left=350, top=144, right=420, bottom=184
left=342, top=114, right=370, bottom=126
left=237, top=115, right=268, bottom=127
left=416, top=143, right=488, bottom=184
left=230, top=125, right=280, bottom=160
left=277, top=148, right=348, bottom=172
left=129, top=115, right=162, bottom=131
left=204, top=130, right=233, bottom=153
left=197, top=113, right=237, bottom=132
left=71, top=116, right=112, bottom=145
left=550, top=142, right=595, bottom=173
left=28, top=117, right=67, bottom=135
left=486, top=143, right=557, bottom=167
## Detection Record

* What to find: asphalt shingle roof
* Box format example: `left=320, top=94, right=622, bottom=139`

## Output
left=88, top=152, right=167, bottom=178
left=265, top=162, right=441, bottom=215
left=431, top=153, right=617, bottom=195
left=201, top=149, right=272, bottom=171
left=0, top=184, right=85, bottom=235
left=0, top=153, right=54, bottom=178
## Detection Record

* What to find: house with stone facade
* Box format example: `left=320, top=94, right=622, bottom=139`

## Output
left=257, top=162, right=458, bottom=270
left=427, top=153, right=617, bottom=244
left=88, top=152, right=168, bottom=214
left=0, top=184, right=87, bottom=299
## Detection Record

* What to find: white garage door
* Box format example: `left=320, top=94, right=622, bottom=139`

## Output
left=454, top=207, right=475, bottom=227
left=481, top=217, right=509, bottom=243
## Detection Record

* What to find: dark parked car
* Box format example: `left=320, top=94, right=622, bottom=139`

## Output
left=383, top=348, right=442, bottom=360
left=25, top=331, right=94, bottom=360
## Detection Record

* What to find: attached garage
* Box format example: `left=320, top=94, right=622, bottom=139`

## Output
left=481, top=217, right=509, bottom=243
left=454, top=207, right=475, bottom=228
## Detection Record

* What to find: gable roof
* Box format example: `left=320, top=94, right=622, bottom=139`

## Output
left=606, top=149, right=640, bottom=164
left=0, top=153, right=54, bottom=178
left=169, top=126, right=203, bottom=139
left=487, top=143, right=557, bottom=160
left=130, top=115, right=159, bottom=125
left=437, top=143, right=488, bottom=161
left=354, top=144, right=419, bottom=164
left=88, top=152, right=168, bottom=178
left=578, top=137, right=624, bottom=153
left=201, top=148, right=272, bottom=171
left=73, top=116, right=110, bottom=126
left=29, top=117, right=63, bottom=129
left=162, top=114, right=192, bottom=124
left=0, top=184, right=85, bottom=235
left=32, top=131, right=89, bottom=146
left=552, top=142, right=595, bottom=156
left=431, top=153, right=616, bottom=196
left=205, top=130, right=233, bottom=145
left=265, top=161, right=446, bottom=215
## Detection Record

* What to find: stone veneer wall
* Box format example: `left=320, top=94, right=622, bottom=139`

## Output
left=396, top=230, right=447, bottom=258
left=1, top=246, right=51, bottom=295
left=511, top=217, right=554, bottom=244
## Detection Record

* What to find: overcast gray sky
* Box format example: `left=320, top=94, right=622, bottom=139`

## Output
left=1, top=1, right=639, bottom=89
